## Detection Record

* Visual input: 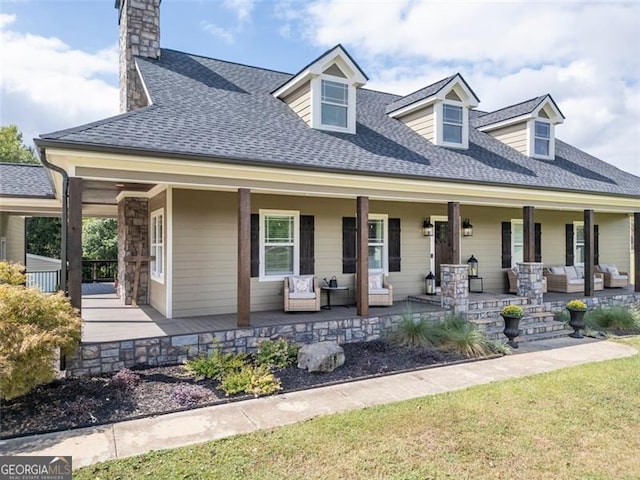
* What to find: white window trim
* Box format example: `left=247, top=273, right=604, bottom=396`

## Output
left=150, top=208, right=165, bottom=284
left=573, top=221, right=585, bottom=267
left=527, top=118, right=555, bottom=160
left=310, top=74, right=356, bottom=134
left=511, top=219, right=524, bottom=268
left=0, top=236, right=6, bottom=261
left=433, top=100, right=469, bottom=149
left=367, top=214, right=388, bottom=274
left=259, top=209, right=300, bottom=282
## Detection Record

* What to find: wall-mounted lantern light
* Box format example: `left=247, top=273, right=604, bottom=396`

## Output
left=422, top=218, right=434, bottom=237
left=462, top=218, right=473, bottom=237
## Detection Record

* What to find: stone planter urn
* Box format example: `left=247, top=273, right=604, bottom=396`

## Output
left=566, top=300, right=588, bottom=339
left=500, top=304, right=524, bottom=349
left=500, top=314, right=521, bottom=348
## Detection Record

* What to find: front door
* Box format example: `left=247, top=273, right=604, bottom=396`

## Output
left=434, top=221, right=452, bottom=286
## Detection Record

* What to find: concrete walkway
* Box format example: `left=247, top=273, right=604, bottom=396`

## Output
left=1, top=338, right=636, bottom=469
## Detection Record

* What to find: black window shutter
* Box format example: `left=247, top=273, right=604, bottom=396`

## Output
left=342, top=217, right=356, bottom=274
left=565, top=224, right=574, bottom=266
left=594, top=224, right=599, bottom=265
left=299, top=215, right=315, bottom=275
left=250, top=213, right=259, bottom=277
left=501, top=222, right=512, bottom=268
left=388, top=218, right=401, bottom=272
left=534, top=223, right=542, bottom=263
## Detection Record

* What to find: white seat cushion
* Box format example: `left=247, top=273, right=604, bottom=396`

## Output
left=289, top=292, right=316, bottom=300
left=369, top=288, right=389, bottom=295
left=612, top=274, right=628, bottom=280
left=568, top=279, right=583, bottom=285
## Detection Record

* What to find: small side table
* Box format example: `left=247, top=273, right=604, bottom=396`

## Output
left=321, top=286, right=349, bottom=310
left=468, top=276, right=484, bottom=293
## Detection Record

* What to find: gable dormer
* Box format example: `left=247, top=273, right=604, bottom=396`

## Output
left=386, top=74, right=480, bottom=150
left=476, top=95, right=565, bottom=160
left=272, top=45, right=368, bottom=134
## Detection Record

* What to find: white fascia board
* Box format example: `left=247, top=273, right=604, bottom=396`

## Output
left=533, top=97, right=564, bottom=125
left=437, top=75, right=479, bottom=108
left=115, top=184, right=167, bottom=203
left=477, top=114, right=532, bottom=132
left=388, top=95, right=438, bottom=119
left=309, top=48, right=367, bottom=86
left=272, top=69, right=313, bottom=99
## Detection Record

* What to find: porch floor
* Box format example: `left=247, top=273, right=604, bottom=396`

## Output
left=81, top=283, right=446, bottom=343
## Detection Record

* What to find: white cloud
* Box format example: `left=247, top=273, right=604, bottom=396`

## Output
left=201, top=21, right=235, bottom=44
left=282, top=0, right=640, bottom=175
left=0, top=14, right=119, bottom=147
left=223, top=0, right=254, bottom=23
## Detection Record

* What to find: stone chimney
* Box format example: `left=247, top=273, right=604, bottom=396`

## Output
left=116, top=0, right=160, bottom=112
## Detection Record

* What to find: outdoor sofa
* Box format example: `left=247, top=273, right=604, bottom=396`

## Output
left=594, top=264, right=629, bottom=288
left=284, top=275, right=321, bottom=312
left=543, top=265, right=604, bottom=293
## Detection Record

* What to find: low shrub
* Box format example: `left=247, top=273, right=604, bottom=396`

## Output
left=387, top=316, right=437, bottom=348
left=171, top=384, right=214, bottom=406
left=586, top=306, right=640, bottom=333
left=0, top=261, right=25, bottom=285
left=110, top=368, right=141, bottom=389
left=256, top=338, right=299, bottom=369
left=184, top=347, right=248, bottom=381
left=437, top=315, right=494, bottom=358
left=0, top=284, right=81, bottom=400
left=220, top=364, right=282, bottom=397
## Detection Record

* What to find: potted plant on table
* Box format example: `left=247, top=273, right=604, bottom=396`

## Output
left=500, top=304, right=524, bottom=348
left=566, top=299, right=588, bottom=339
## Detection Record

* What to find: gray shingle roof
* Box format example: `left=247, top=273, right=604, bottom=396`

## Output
left=384, top=75, right=455, bottom=115
left=473, top=95, right=565, bottom=128
left=39, top=48, right=640, bottom=197
left=0, top=163, right=55, bottom=198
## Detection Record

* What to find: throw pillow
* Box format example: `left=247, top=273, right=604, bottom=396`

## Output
left=565, top=266, right=578, bottom=279
left=550, top=266, right=564, bottom=275
left=369, top=273, right=382, bottom=290
left=575, top=266, right=585, bottom=279
left=609, top=267, right=620, bottom=276
left=293, top=277, right=311, bottom=294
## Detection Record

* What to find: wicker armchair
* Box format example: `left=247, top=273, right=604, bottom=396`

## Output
left=284, top=276, right=320, bottom=312
left=595, top=264, right=629, bottom=288
left=368, top=273, right=393, bottom=306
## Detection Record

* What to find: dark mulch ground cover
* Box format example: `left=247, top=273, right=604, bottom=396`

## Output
left=0, top=340, right=469, bottom=439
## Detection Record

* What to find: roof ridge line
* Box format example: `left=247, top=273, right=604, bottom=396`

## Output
left=477, top=95, right=546, bottom=118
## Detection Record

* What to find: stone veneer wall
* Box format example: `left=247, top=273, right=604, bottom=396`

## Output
left=119, top=0, right=160, bottom=112
left=65, top=310, right=446, bottom=377
left=117, top=197, right=149, bottom=305
left=517, top=262, right=544, bottom=305
left=440, top=264, right=469, bottom=312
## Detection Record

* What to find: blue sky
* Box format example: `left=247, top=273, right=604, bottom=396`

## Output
left=1, top=0, right=639, bottom=175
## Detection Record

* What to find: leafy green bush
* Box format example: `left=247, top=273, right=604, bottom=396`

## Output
left=0, top=285, right=81, bottom=400
left=437, top=315, right=494, bottom=357
left=586, top=306, right=640, bottom=333
left=183, top=347, right=248, bottom=381
left=0, top=261, right=25, bottom=285
left=255, top=338, right=299, bottom=369
left=220, top=364, right=282, bottom=397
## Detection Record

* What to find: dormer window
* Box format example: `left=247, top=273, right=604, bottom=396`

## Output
left=321, top=80, right=348, bottom=128
left=534, top=120, right=550, bottom=156
left=443, top=104, right=463, bottom=144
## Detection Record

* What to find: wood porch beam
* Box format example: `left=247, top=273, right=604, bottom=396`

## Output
left=584, top=209, right=595, bottom=297
left=635, top=212, right=640, bottom=293
left=356, top=196, right=369, bottom=316
left=448, top=202, right=460, bottom=264
left=68, top=177, right=83, bottom=312
left=237, top=188, right=251, bottom=327
left=523, top=206, right=535, bottom=263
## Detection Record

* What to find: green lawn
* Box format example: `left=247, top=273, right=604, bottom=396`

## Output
left=77, top=337, right=640, bottom=480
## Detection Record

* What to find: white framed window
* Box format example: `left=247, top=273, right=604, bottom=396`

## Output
left=443, top=104, right=463, bottom=144
left=574, top=221, right=585, bottom=266
left=0, top=237, right=6, bottom=261
left=534, top=121, right=550, bottom=156
left=259, top=210, right=299, bottom=281
left=511, top=219, right=523, bottom=267
left=368, top=214, right=388, bottom=273
left=321, top=79, right=348, bottom=128
left=150, top=208, right=164, bottom=283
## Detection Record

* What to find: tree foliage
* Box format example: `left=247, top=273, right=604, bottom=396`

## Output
left=0, top=125, right=40, bottom=164
left=82, top=218, right=118, bottom=260
left=26, top=217, right=62, bottom=258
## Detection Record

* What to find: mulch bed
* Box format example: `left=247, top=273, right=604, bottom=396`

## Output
left=0, top=340, right=471, bottom=439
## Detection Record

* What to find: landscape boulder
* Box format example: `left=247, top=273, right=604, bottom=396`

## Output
left=297, top=342, right=345, bottom=373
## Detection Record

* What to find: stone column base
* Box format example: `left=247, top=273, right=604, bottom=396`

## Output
left=517, top=262, right=544, bottom=305
left=440, top=264, right=469, bottom=313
